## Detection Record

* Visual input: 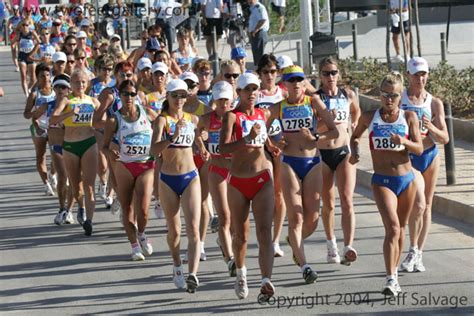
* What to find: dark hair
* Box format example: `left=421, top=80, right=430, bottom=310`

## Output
left=118, top=79, right=136, bottom=93
left=35, top=62, right=51, bottom=76
left=257, top=53, right=279, bottom=74
left=64, top=34, right=76, bottom=44
left=53, top=73, right=71, bottom=85
left=161, top=100, right=169, bottom=113
left=318, top=56, right=338, bottom=73
left=114, top=60, right=134, bottom=74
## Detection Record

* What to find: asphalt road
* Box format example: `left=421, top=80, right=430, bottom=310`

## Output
left=0, top=51, right=473, bottom=315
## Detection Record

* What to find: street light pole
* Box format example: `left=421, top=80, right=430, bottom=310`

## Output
left=300, top=0, right=313, bottom=72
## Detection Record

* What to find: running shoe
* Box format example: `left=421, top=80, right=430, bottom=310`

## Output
left=303, top=266, right=318, bottom=284
left=327, top=247, right=341, bottom=264
left=273, top=243, right=284, bottom=257
left=154, top=200, right=165, bottom=219
left=394, top=55, right=404, bottom=62
left=98, top=182, right=107, bottom=200
left=210, top=215, right=219, bottom=233
left=64, top=210, right=74, bottom=224
left=131, top=245, right=145, bottom=261
left=173, top=265, right=186, bottom=289
left=83, top=219, right=93, bottom=236
left=77, top=208, right=86, bottom=226
left=414, top=252, right=426, bottom=272
left=139, top=237, right=153, bottom=256
left=111, top=198, right=121, bottom=215
left=341, top=245, right=357, bottom=266
left=105, top=196, right=113, bottom=209
left=235, top=271, right=249, bottom=299
left=258, top=279, right=275, bottom=303
left=382, top=278, right=401, bottom=297
left=54, top=209, right=67, bottom=225
left=15, top=66, right=19, bottom=72
left=286, top=235, right=300, bottom=267
left=227, top=258, right=236, bottom=277
left=186, top=274, right=199, bottom=293
left=400, top=249, right=417, bottom=272
left=45, top=182, right=55, bottom=196
left=200, top=250, right=207, bottom=261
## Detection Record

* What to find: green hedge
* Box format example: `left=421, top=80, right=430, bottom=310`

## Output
left=337, top=58, right=473, bottom=118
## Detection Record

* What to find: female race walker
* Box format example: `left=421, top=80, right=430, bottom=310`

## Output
left=266, top=65, right=338, bottom=284
left=151, top=79, right=201, bottom=294
left=315, top=57, right=361, bottom=265
left=50, top=69, right=101, bottom=236
left=399, top=57, right=449, bottom=273
left=196, top=80, right=236, bottom=275
left=103, top=80, right=155, bottom=261
left=220, top=73, right=280, bottom=301
left=350, top=72, right=423, bottom=296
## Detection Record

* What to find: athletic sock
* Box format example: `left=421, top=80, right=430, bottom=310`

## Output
left=327, top=238, right=337, bottom=249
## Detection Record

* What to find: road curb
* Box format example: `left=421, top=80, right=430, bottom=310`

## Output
left=356, top=168, right=474, bottom=225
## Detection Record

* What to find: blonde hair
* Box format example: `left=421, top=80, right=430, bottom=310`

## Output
left=219, top=59, right=239, bottom=74
left=318, top=56, right=338, bottom=72
left=380, top=71, right=404, bottom=90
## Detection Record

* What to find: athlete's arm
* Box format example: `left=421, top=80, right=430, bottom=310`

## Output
left=348, top=88, right=361, bottom=132
left=196, top=113, right=211, bottom=159
left=394, top=111, right=423, bottom=155
left=31, top=103, right=47, bottom=120
left=349, top=111, right=372, bottom=164
left=94, top=89, right=114, bottom=129
left=220, top=111, right=247, bottom=154
left=150, top=115, right=179, bottom=156
left=92, top=97, right=102, bottom=129
left=50, top=98, right=75, bottom=125
left=426, top=97, right=449, bottom=145
left=102, top=116, right=119, bottom=161
left=312, top=96, right=339, bottom=141
left=23, top=91, right=36, bottom=119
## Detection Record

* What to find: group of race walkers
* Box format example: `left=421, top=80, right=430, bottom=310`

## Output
left=8, top=2, right=449, bottom=302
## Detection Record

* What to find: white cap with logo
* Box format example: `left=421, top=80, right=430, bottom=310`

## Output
left=237, top=73, right=260, bottom=90
left=277, top=55, right=293, bottom=69
left=167, top=79, right=188, bottom=92
left=179, top=71, right=199, bottom=83
left=152, top=62, right=169, bottom=74
left=407, top=57, right=429, bottom=74
left=212, top=81, right=234, bottom=100
left=53, top=52, right=67, bottom=63
left=137, top=57, right=152, bottom=71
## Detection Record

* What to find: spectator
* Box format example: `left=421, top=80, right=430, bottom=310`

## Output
left=271, top=0, right=285, bottom=33
left=390, top=0, right=411, bottom=62
left=182, top=0, right=201, bottom=50
left=153, top=0, right=178, bottom=53
left=231, top=46, right=247, bottom=74
left=201, top=0, right=224, bottom=59
left=247, top=0, right=269, bottom=66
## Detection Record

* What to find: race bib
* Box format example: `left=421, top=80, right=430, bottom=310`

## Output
left=208, top=130, right=221, bottom=154
left=169, top=121, right=195, bottom=147
left=281, top=105, right=313, bottom=132
left=241, top=119, right=267, bottom=147
left=121, top=132, right=151, bottom=157
left=371, top=123, right=406, bottom=151
left=72, top=104, right=94, bottom=124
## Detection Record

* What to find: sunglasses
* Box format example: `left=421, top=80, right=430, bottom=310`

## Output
left=321, top=70, right=339, bottom=77
left=224, top=73, right=239, bottom=79
left=121, top=91, right=137, bottom=97
left=170, top=92, right=188, bottom=99
left=66, top=42, right=77, bottom=46
left=102, top=67, right=113, bottom=72
left=55, top=85, right=69, bottom=90
left=77, top=56, right=86, bottom=60
left=120, top=72, right=133, bottom=78
left=380, top=91, right=401, bottom=99
left=22, top=24, right=29, bottom=27
left=287, top=77, right=304, bottom=83
left=67, top=60, right=75, bottom=64
left=198, top=71, right=211, bottom=77
left=261, top=69, right=277, bottom=75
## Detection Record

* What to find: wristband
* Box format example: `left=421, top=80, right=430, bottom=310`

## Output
left=244, top=134, right=252, bottom=144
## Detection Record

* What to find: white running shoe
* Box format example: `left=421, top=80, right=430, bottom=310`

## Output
left=154, top=200, right=165, bottom=219
left=64, top=210, right=74, bottom=224
left=99, top=182, right=107, bottom=200
left=414, top=252, right=426, bottom=272
left=258, top=279, right=275, bottom=303
left=45, top=182, right=55, bottom=196
left=173, top=265, right=186, bottom=289
left=105, top=196, right=113, bottom=209
left=131, top=246, right=145, bottom=261
left=139, top=237, right=153, bottom=256
left=111, top=198, right=121, bottom=215
left=200, top=250, right=207, bottom=261
left=394, top=54, right=404, bottom=62
left=400, top=249, right=417, bottom=272
left=54, top=209, right=67, bottom=225
left=382, top=278, right=401, bottom=297
left=273, top=243, right=284, bottom=257
left=15, top=66, right=19, bottom=72
left=235, top=271, right=249, bottom=299
left=327, top=247, right=341, bottom=264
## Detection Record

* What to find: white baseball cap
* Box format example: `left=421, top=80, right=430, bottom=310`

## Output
left=167, top=79, right=188, bottom=92
left=137, top=57, right=152, bottom=71
left=57, top=11, right=63, bottom=17
left=110, top=34, right=121, bottom=41
left=237, top=73, right=260, bottom=90
left=76, top=31, right=87, bottom=39
left=53, top=52, right=67, bottom=63
left=212, top=81, right=234, bottom=100
left=152, top=62, right=168, bottom=74
left=277, top=55, right=293, bottom=69
left=407, top=57, right=429, bottom=74
left=179, top=71, right=199, bottom=83
left=80, top=19, right=91, bottom=27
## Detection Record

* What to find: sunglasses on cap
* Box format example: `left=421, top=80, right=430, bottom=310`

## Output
left=321, top=70, right=339, bottom=77
left=121, top=91, right=137, bottom=97
left=224, top=73, right=239, bottom=79
left=380, top=91, right=401, bottom=99
left=287, top=77, right=304, bottom=83
left=170, top=92, right=188, bottom=99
